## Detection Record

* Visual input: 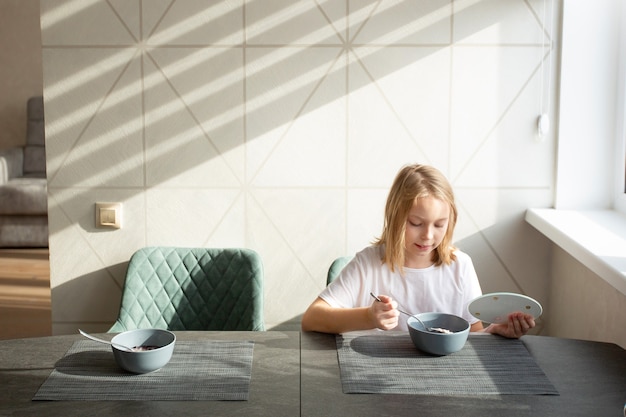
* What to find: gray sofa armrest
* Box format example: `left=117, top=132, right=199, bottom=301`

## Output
left=0, top=147, right=24, bottom=185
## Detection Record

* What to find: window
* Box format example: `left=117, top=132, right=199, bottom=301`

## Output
left=527, top=0, right=626, bottom=296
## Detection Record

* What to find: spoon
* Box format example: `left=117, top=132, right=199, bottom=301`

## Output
left=369, top=292, right=452, bottom=334
left=78, top=329, right=135, bottom=352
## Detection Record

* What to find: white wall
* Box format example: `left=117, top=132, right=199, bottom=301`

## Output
left=41, top=0, right=558, bottom=333
left=546, top=246, right=626, bottom=348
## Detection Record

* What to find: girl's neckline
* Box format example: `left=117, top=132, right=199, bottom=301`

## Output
left=403, top=263, right=436, bottom=272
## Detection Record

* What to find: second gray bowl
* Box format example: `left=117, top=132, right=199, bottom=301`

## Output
left=111, top=328, right=176, bottom=373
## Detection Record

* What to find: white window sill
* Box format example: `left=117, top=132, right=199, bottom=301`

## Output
left=525, top=208, right=626, bottom=296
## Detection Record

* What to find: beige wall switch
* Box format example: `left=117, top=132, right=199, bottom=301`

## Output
left=95, top=203, right=122, bottom=229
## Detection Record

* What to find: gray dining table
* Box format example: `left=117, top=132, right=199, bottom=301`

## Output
left=300, top=331, right=626, bottom=417
left=0, top=331, right=300, bottom=416
left=1, top=330, right=625, bottom=416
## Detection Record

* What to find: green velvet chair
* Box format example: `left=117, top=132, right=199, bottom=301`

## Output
left=109, top=247, right=264, bottom=332
left=326, top=255, right=353, bottom=285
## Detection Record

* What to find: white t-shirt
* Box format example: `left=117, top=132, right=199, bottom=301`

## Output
left=319, top=245, right=483, bottom=331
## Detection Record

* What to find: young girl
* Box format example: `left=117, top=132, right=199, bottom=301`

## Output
left=301, top=164, right=535, bottom=338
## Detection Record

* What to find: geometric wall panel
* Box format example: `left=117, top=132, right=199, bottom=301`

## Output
left=42, top=0, right=559, bottom=331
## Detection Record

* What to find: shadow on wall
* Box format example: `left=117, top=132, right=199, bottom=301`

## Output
left=50, top=260, right=129, bottom=334
left=455, top=217, right=550, bottom=336
left=268, top=315, right=303, bottom=332
left=42, top=0, right=557, bottom=333
left=41, top=0, right=548, bottom=233
left=51, top=213, right=553, bottom=334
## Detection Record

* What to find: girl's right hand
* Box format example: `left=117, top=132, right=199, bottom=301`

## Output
left=369, top=294, right=399, bottom=330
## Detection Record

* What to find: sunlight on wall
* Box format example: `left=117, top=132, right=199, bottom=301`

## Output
left=41, top=0, right=558, bottom=333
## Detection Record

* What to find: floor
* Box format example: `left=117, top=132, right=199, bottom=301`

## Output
left=0, top=248, right=51, bottom=340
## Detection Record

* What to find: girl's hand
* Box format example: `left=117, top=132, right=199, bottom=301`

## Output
left=485, top=312, right=535, bottom=339
left=369, top=294, right=399, bottom=330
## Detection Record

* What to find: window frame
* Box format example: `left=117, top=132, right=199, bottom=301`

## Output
left=615, top=0, right=626, bottom=215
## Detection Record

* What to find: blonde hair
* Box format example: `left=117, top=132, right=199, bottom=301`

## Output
left=374, top=164, right=457, bottom=272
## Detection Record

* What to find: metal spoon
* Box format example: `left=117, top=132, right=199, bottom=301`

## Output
left=78, top=329, right=135, bottom=352
left=369, top=292, right=452, bottom=334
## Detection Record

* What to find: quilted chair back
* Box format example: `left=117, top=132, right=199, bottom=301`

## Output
left=109, top=247, right=264, bottom=332
left=326, top=256, right=354, bottom=285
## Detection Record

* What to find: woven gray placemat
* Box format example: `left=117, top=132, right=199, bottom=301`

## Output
left=336, top=332, right=558, bottom=396
left=33, top=340, right=254, bottom=401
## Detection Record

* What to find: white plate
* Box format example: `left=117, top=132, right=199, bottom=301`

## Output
left=468, top=292, right=542, bottom=324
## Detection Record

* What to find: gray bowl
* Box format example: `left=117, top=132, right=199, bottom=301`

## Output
left=407, top=312, right=470, bottom=356
left=111, top=329, right=176, bottom=373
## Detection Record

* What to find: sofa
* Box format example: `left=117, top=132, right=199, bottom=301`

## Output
left=0, top=96, right=48, bottom=247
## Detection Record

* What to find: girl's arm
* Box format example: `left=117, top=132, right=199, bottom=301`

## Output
left=301, top=295, right=399, bottom=334
left=470, top=321, right=484, bottom=332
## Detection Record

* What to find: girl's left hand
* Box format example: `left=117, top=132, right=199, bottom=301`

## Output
left=486, top=312, right=535, bottom=339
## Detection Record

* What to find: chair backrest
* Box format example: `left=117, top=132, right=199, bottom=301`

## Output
left=326, top=255, right=354, bottom=285
left=109, top=247, right=264, bottom=332
left=23, top=96, right=46, bottom=177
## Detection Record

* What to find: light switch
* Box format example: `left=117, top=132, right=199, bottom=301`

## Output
left=96, top=203, right=122, bottom=229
